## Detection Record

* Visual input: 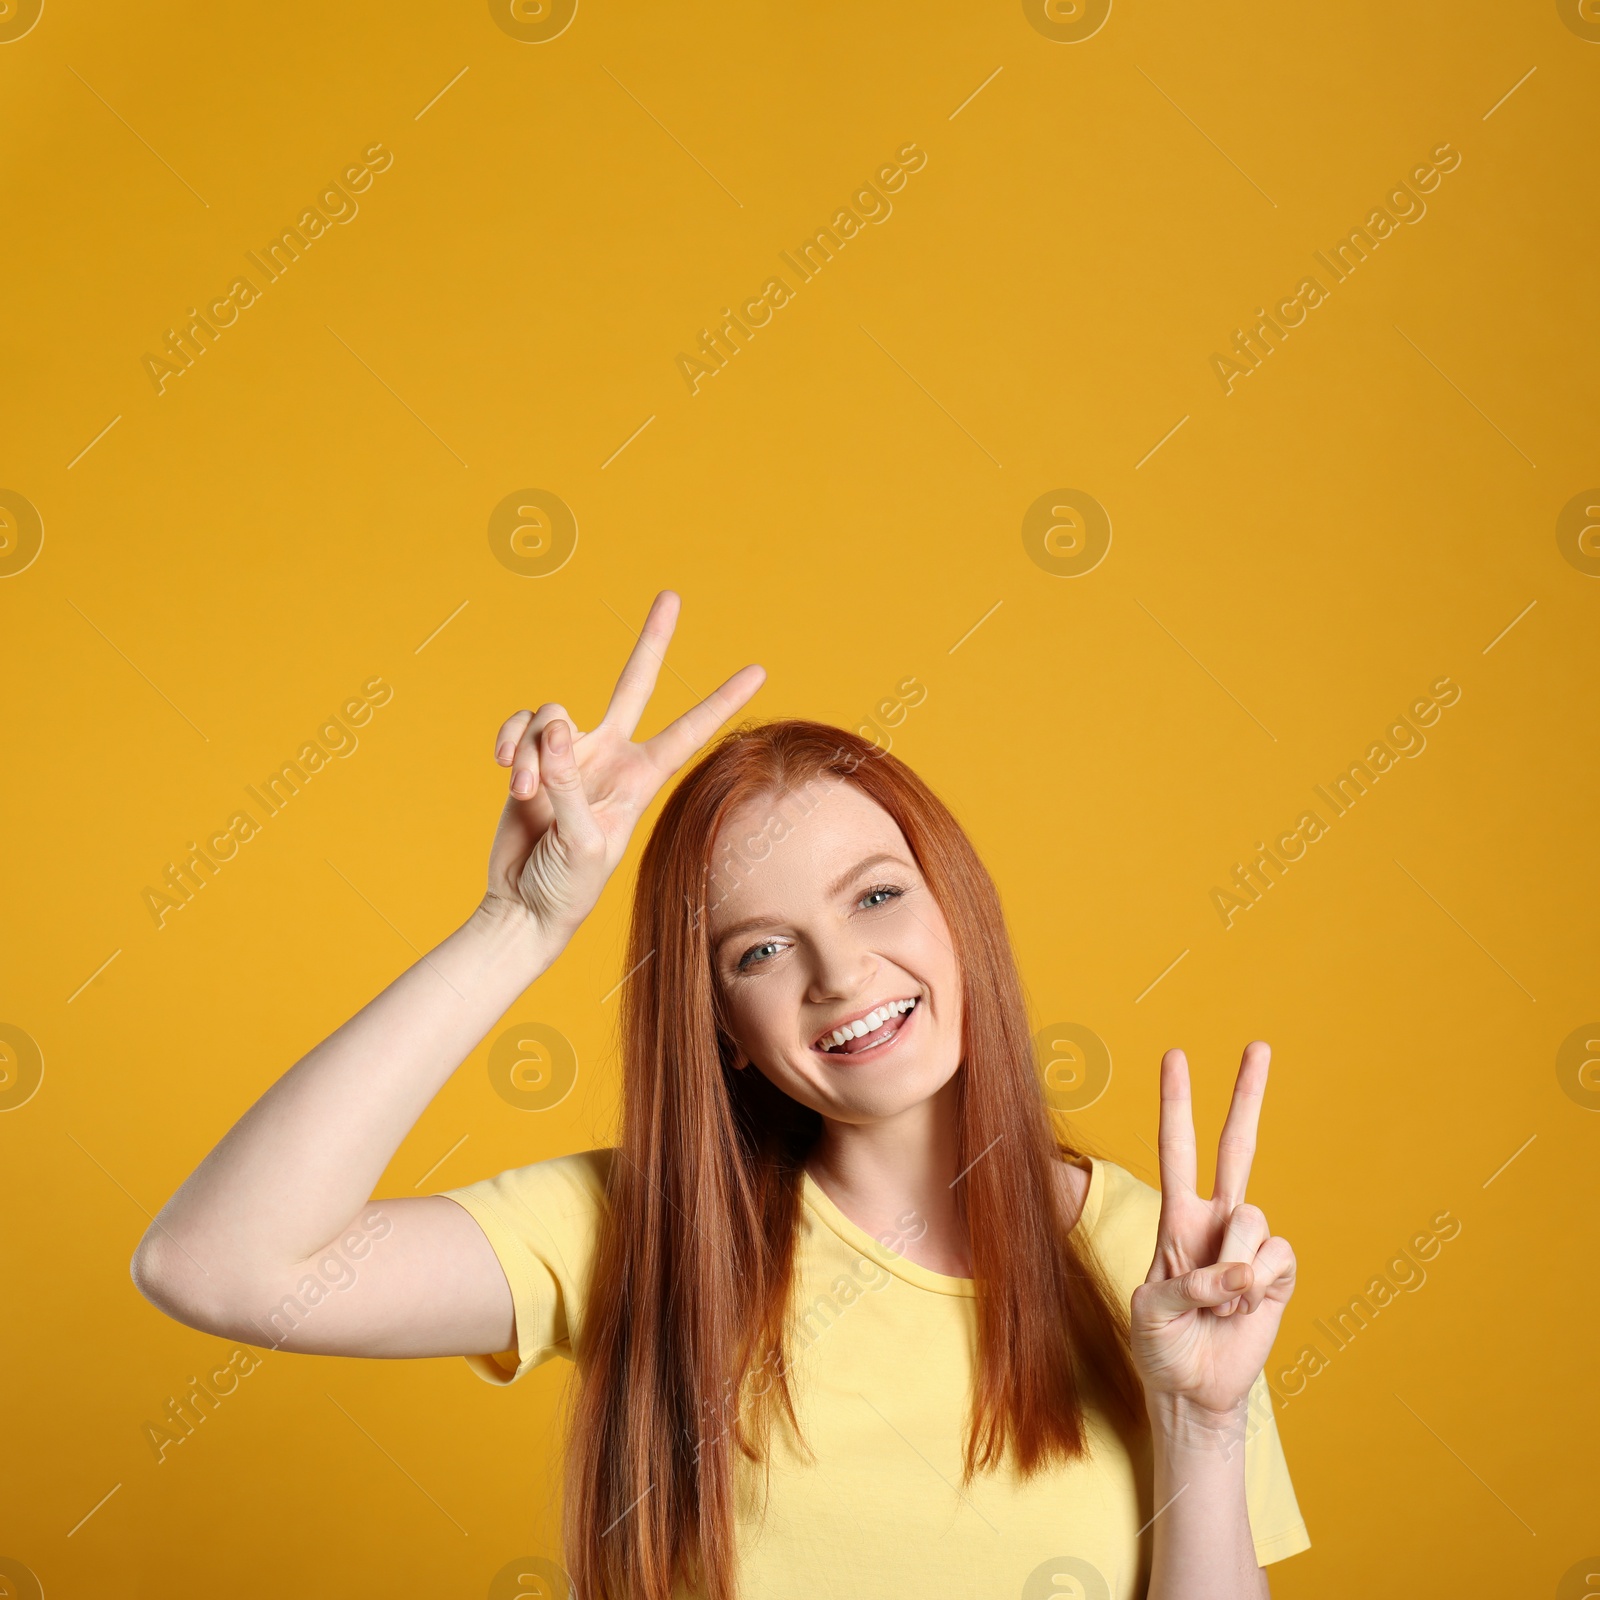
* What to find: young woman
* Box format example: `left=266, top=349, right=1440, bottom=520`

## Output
left=133, top=590, right=1308, bottom=1599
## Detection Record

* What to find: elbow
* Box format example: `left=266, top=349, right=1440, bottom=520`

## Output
left=131, top=1225, right=284, bottom=1349
left=130, top=1224, right=227, bottom=1335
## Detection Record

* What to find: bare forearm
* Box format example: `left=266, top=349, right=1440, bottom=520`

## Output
left=145, top=898, right=557, bottom=1283
left=1146, top=1397, right=1269, bottom=1600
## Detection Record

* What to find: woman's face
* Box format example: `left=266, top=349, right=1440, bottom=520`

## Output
left=707, top=777, right=963, bottom=1125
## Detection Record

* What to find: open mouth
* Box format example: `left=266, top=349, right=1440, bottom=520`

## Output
left=812, top=996, right=920, bottom=1058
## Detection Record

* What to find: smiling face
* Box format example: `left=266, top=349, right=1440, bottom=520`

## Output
left=707, top=777, right=964, bottom=1126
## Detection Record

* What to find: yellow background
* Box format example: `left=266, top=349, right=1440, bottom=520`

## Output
left=3, top=0, right=1596, bottom=1593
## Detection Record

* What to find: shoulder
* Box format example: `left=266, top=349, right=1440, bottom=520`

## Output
left=1078, top=1157, right=1162, bottom=1301
left=443, top=1146, right=614, bottom=1240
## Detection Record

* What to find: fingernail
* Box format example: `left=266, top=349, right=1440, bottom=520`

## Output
left=496, top=742, right=514, bottom=764
left=512, top=770, right=533, bottom=797
left=549, top=719, right=568, bottom=751
left=1223, top=1265, right=1249, bottom=1291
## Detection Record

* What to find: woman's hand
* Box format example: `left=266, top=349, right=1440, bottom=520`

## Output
left=1129, top=1041, right=1297, bottom=1424
left=482, top=590, right=765, bottom=946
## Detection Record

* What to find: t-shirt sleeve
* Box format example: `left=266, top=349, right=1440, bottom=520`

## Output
left=434, top=1146, right=612, bottom=1386
left=1087, top=1159, right=1312, bottom=1566
left=1238, top=1368, right=1312, bottom=1563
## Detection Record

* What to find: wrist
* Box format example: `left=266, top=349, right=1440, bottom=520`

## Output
left=1146, top=1391, right=1251, bottom=1457
left=472, top=893, right=566, bottom=973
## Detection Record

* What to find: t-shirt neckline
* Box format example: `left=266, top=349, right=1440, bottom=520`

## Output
left=799, top=1153, right=1104, bottom=1298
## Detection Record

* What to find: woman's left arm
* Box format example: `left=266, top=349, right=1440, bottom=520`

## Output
left=1130, top=1040, right=1298, bottom=1599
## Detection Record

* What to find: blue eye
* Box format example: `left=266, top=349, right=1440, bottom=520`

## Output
left=737, top=940, right=781, bottom=972
left=732, top=884, right=906, bottom=973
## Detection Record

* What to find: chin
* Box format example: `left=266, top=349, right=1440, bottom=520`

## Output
left=791, top=1051, right=961, bottom=1123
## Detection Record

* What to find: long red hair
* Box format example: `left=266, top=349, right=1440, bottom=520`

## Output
left=563, top=720, right=1143, bottom=1600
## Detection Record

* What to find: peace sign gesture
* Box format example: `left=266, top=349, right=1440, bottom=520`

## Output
left=1128, top=1042, right=1298, bottom=1421
left=481, top=590, right=765, bottom=946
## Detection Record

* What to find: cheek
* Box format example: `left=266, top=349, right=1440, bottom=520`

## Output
left=726, top=981, right=795, bottom=1061
left=907, top=912, right=959, bottom=991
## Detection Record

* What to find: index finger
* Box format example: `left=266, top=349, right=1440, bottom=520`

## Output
left=597, top=590, right=681, bottom=738
left=1212, top=1039, right=1270, bottom=1206
left=643, top=661, right=767, bottom=776
left=1156, top=1047, right=1198, bottom=1200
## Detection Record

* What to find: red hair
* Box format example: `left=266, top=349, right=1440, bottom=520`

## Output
left=563, top=720, right=1143, bottom=1600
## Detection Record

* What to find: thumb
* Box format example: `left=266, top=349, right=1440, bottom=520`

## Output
left=1138, top=1262, right=1253, bottom=1323
left=538, top=720, right=604, bottom=855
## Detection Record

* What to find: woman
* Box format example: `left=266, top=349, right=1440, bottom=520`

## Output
left=133, top=590, right=1308, bottom=1599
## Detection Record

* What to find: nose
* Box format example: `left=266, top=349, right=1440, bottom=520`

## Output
left=805, top=925, right=879, bottom=1005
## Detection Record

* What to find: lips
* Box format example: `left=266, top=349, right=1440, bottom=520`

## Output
left=812, top=996, right=920, bottom=1057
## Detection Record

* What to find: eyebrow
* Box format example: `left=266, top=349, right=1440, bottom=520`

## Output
left=711, top=851, right=911, bottom=951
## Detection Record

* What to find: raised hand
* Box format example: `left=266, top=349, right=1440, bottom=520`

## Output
left=1128, top=1041, right=1297, bottom=1421
left=482, top=590, right=765, bottom=945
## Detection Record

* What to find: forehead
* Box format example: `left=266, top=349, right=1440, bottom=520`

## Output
left=708, top=778, right=910, bottom=920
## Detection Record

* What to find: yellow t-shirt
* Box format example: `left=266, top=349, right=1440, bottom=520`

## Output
left=439, top=1150, right=1310, bottom=1596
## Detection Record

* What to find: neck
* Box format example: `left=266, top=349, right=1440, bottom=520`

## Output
left=805, top=1074, right=973, bottom=1272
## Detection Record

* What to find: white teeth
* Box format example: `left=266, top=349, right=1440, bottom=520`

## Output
left=818, top=997, right=917, bottom=1051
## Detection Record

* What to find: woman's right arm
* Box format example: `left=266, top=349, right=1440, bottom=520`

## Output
left=130, top=590, right=764, bottom=1361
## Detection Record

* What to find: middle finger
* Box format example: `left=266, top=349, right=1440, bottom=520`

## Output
left=1212, top=1040, right=1270, bottom=1208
